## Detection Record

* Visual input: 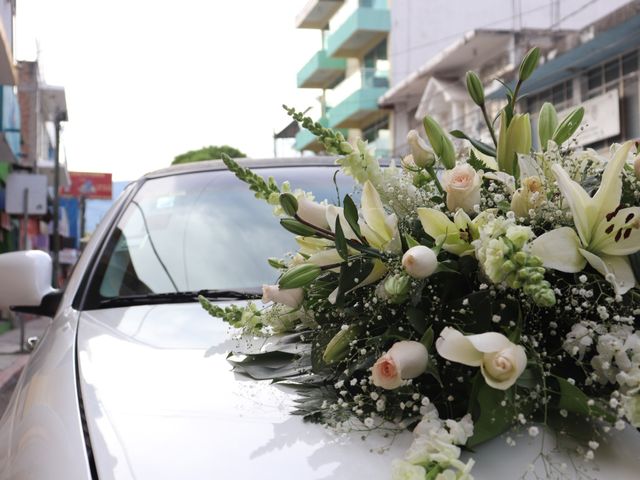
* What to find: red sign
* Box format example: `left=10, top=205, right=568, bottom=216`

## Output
left=60, top=172, right=112, bottom=200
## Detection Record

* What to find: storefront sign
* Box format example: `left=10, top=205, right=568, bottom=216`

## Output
left=61, top=172, right=112, bottom=200
left=559, top=90, right=620, bottom=146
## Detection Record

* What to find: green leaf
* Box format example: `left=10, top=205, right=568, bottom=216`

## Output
left=228, top=351, right=311, bottom=381
left=280, top=218, right=317, bottom=236
left=537, top=102, right=557, bottom=151
left=552, top=107, right=584, bottom=145
left=407, top=306, right=426, bottom=334
left=629, top=251, right=640, bottom=284
left=279, top=264, right=322, bottom=289
left=336, top=258, right=374, bottom=306
left=420, top=326, right=434, bottom=350
left=518, top=47, right=540, bottom=82
left=552, top=376, right=615, bottom=422
left=467, top=149, right=495, bottom=172
left=334, top=217, right=349, bottom=261
left=342, top=195, right=362, bottom=238
left=405, top=233, right=420, bottom=249
left=279, top=193, right=299, bottom=217
left=268, top=257, right=286, bottom=269
left=450, top=130, right=496, bottom=157
left=467, top=378, right=514, bottom=447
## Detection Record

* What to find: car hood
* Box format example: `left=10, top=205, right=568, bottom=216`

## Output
left=77, top=303, right=410, bottom=480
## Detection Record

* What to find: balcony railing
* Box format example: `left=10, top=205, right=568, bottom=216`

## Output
left=297, top=50, right=346, bottom=89
left=326, top=3, right=390, bottom=58
left=326, top=66, right=389, bottom=128
left=296, top=0, right=344, bottom=29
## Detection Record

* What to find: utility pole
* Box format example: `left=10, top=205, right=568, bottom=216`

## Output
left=52, top=110, right=67, bottom=287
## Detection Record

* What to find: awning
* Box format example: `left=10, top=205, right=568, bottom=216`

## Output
left=274, top=120, right=300, bottom=139
left=415, top=78, right=468, bottom=120
left=379, top=29, right=514, bottom=107
left=489, top=14, right=640, bottom=98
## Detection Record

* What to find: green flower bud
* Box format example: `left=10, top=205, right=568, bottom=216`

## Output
left=501, top=260, right=517, bottom=274
left=423, top=116, right=456, bottom=169
left=323, top=326, right=360, bottom=364
left=340, top=141, right=354, bottom=154
left=512, top=251, right=528, bottom=266
left=518, top=47, right=540, bottom=82
left=279, top=193, right=299, bottom=217
left=537, top=102, right=558, bottom=151
left=384, top=273, right=411, bottom=304
left=465, top=71, right=485, bottom=106
left=278, top=263, right=321, bottom=289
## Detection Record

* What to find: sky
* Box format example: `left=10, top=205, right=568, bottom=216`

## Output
left=15, top=0, right=321, bottom=180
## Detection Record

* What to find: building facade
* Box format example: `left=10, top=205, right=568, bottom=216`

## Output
left=294, top=0, right=391, bottom=156
left=379, top=0, right=636, bottom=158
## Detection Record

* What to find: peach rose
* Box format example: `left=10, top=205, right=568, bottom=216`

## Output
left=442, top=164, right=482, bottom=214
left=371, top=341, right=429, bottom=390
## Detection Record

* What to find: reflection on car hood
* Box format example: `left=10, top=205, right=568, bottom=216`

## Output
left=77, top=303, right=410, bottom=480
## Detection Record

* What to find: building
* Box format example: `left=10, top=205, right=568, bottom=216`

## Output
left=0, top=0, right=20, bottom=254
left=294, top=0, right=391, bottom=157
left=378, top=0, right=635, bottom=158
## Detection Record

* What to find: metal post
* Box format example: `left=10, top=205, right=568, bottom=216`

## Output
left=19, top=188, right=28, bottom=353
left=80, top=195, right=86, bottom=239
left=52, top=114, right=62, bottom=288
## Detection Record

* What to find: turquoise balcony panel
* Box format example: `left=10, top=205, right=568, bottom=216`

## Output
left=327, top=87, right=387, bottom=129
left=295, top=128, right=320, bottom=151
left=296, top=0, right=344, bottom=29
left=0, top=86, right=20, bottom=161
left=326, top=7, right=390, bottom=58
left=297, top=50, right=346, bottom=89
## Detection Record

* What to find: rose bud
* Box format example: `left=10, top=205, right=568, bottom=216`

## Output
left=371, top=341, right=429, bottom=390
left=436, top=327, right=527, bottom=390
left=407, top=130, right=436, bottom=168
left=261, top=285, right=304, bottom=309
left=402, top=246, right=438, bottom=279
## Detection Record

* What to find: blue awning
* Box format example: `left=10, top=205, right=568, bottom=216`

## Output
left=489, top=14, right=640, bottom=99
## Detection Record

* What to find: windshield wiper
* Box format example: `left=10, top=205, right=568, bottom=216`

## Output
left=98, top=288, right=262, bottom=307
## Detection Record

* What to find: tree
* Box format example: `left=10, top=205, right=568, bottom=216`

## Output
left=172, top=145, right=246, bottom=165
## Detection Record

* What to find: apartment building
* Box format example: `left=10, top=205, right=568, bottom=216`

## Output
left=378, top=0, right=635, bottom=157
left=294, top=0, right=391, bottom=156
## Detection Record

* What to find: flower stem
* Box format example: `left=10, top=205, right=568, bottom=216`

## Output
left=426, top=166, right=445, bottom=196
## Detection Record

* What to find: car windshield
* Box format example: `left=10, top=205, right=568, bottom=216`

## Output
left=85, top=165, right=355, bottom=306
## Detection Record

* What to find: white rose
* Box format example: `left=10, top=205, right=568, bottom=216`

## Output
left=371, top=340, right=429, bottom=390
left=442, top=164, right=482, bottom=214
left=261, top=285, right=304, bottom=308
left=402, top=245, right=438, bottom=279
left=435, top=327, right=526, bottom=390
left=297, top=197, right=329, bottom=229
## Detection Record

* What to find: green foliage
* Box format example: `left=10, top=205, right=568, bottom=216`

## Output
left=199, top=295, right=262, bottom=332
left=172, top=145, right=246, bottom=165
left=221, top=153, right=280, bottom=201
left=284, top=105, right=352, bottom=155
left=552, top=107, right=585, bottom=145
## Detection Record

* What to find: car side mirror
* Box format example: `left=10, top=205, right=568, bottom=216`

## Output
left=0, top=251, right=61, bottom=316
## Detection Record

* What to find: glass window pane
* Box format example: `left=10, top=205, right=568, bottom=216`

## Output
left=604, top=60, right=620, bottom=84
left=587, top=67, right=602, bottom=91
left=622, top=50, right=638, bottom=75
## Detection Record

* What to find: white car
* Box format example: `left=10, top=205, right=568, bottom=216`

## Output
left=0, top=159, right=638, bottom=480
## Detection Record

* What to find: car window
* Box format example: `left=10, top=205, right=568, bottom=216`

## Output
left=84, top=165, right=355, bottom=306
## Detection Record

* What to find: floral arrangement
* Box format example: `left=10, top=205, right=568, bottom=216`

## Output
left=201, top=48, right=640, bottom=479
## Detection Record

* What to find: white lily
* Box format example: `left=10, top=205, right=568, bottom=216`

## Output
left=417, top=208, right=493, bottom=256
left=360, top=180, right=402, bottom=253
left=531, top=142, right=640, bottom=294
